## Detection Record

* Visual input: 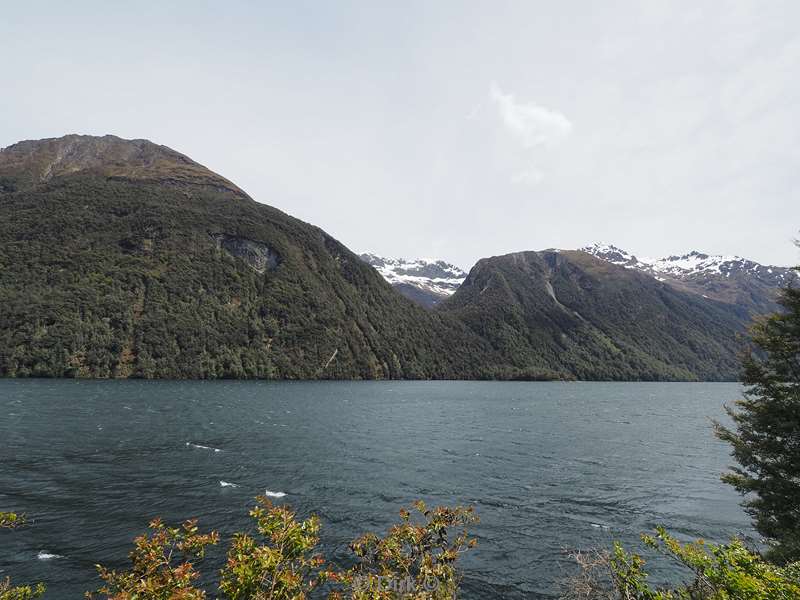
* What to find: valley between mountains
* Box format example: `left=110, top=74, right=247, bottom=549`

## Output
left=1, top=135, right=795, bottom=381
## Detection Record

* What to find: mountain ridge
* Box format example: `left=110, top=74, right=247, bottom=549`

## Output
left=0, top=134, right=786, bottom=381
left=359, top=254, right=466, bottom=308
left=579, top=242, right=798, bottom=314
left=0, top=134, right=246, bottom=197
left=364, top=245, right=797, bottom=316
left=0, top=134, right=498, bottom=380
left=437, top=249, right=750, bottom=381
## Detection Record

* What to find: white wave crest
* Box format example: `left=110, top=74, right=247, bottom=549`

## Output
left=264, top=489, right=286, bottom=498
left=186, top=442, right=221, bottom=452
left=37, top=551, right=64, bottom=560
left=219, top=481, right=238, bottom=488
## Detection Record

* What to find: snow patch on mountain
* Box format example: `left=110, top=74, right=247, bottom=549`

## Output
left=580, top=243, right=794, bottom=282
left=360, top=253, right=467, bottom=298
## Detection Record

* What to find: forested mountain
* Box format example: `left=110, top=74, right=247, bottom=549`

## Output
left=0, top=135, right=496, bottom=379
left=0, top=135, right=763, bottom=381
left=437, top=250, right=752, bottom=381
left=365, top=246, right=796, bottom=317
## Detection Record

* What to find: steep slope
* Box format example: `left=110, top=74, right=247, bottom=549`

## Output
left=359, top=254, right=466, bottom=308
left=581, top=243, right=798, bottom=315
left=0, top=135, right=496, bottom=379
left=438, top=250, right=751, bottom=381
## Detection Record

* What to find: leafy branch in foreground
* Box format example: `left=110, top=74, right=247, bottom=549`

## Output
left=219, top=497, right=331, bottom=600
left=87, top=499, right=477, bottom=599
left=562, top=527, right=800, bottom=599
left=0, top=579, right=46, bottom=600
left=87, top=518, right=219, bottom=600
left=0, top=512, right=26, bottom=529
left=559, top=548, right=616, bottom=600
left=332, top=500, right=479, bottom=600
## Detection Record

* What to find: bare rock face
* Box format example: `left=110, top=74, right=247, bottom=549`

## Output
left=213, top=234, right=281, bottom=273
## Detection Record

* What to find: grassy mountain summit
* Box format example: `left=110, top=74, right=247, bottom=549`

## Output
left=0, top=134, right=495, bottom=379
left=437, top=250, right=750, bottom=380
left=0, top=134, right=246, bottom=196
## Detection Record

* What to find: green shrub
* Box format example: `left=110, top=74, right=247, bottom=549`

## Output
left=562, top=527, right=800, bottom=600
left=85, top=499, right=477, bottom=599
left=0, top=512, right=26, bottom=529
left=219, top=497, right=330, bottom=600
left=331, top=500, right=478, bottom=600
left=0, top=579, right=46, bottom=600
left=87, top=518, right=219, bottom=600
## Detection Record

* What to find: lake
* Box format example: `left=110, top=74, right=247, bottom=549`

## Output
left=0, top=380, right=752, bottom=598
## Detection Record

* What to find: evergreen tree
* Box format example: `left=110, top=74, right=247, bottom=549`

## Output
left=716, top=248, right=800, bottom=564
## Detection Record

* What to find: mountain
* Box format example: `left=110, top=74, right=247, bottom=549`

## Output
left=437, top=250, right=752, bottom=381
left=0, top=134, right=247, bottom=196
left=0, top=134, right=781, bottom=382
left=359, top=254, right=466, bottom=308
left=0, top=134, right=496, bottom=379
left=580, top=243, right=798, bottom=315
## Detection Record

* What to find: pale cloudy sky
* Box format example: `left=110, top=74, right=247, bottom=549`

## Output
left=3, top=1, right=799, bottom=268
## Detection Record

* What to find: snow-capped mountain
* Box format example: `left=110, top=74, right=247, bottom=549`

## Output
left=360, top=253, right=467, bottom=308
left=363, top=244, right=797, bottom=314
left=580, top=243, right=798, bottom=314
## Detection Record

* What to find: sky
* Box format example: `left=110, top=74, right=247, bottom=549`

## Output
left=3, top=1, right=799, bottom=268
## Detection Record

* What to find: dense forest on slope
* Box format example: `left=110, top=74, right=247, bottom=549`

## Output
left=437, top=250, right=751, bottom=380
left=0, top=135, right=498, bottom=379
left=0, top=134, right=757, bottom=381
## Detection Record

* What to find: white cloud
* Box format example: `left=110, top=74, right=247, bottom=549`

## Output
left=489, top=83, right=573, bottom=147
left=510, top=168, right=544, bottom=185
left=489, top=83, right=572, bottom=185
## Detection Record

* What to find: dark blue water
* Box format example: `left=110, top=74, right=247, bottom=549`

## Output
left=0, top=380, right=752, bottom=598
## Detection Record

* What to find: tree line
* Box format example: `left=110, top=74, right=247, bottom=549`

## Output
left=2, top=254, right=799, bottom=599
